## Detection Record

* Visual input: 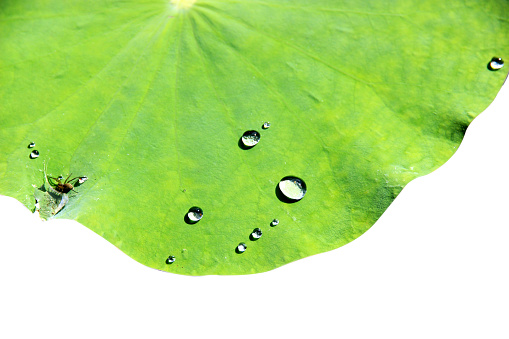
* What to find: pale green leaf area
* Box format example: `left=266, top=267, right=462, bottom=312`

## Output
left=0, top=0, right=507, bottom=275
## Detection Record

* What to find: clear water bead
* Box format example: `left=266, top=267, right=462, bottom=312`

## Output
left=271, top=219, right=279, bottom=226
left=57, top=176, right=63, bottom=180
left=166, top=255, right=176, bottom=264
left=28, top=142, right=35, bottom=148
left=237, top=243, right=247, bottom=253
left=251, top=228, right=262, bottom=239
left=489, top=57, right=504, bottom=70
left=78, top=176, right=88, bottom=184
left=262, top=122, right=270, bottom=129
left=187, top=207, right=203, bottom=222
left=241, top=130, right=261, bottom=147
left=278, top=176, right=306, bottom=201
left=29, top=150, right=39, bottom=159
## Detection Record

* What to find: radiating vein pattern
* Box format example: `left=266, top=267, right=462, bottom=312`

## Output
left=0, top=0, right=507, bottom=275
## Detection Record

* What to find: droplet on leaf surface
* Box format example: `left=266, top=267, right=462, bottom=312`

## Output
left=78, top=176, right=88, bottom=184
left=27, top=142, right=35, bottom=148
left=29, top=150, right=39, bottom=159
left=262, top=122, right=270, bottom=129
left=186, top=207, right=203, bottom=223
left=251, top=228, right=263, bottom=240
left=271, top=219, right=279, bottom=226
left=488, top=57, right=504, bottom=70
left=277, top=176, right=307, bottom=201
left=241, top=130, right=260, bottom=147
left=236, top=243, right=247, bottom=253
left=166, top=256, right=175, bottom=264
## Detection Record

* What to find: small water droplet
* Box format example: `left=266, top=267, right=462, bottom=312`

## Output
left=271, top=219, right=279, bottom=226
left=251, top=228, right=262, bottom=239
left=277, top=176, right=307, bottom=201
left=236, top=243, right=247, bottom=253
left=262, top=122, right=270, bottom=129
left=57, top=175, right=63, bottom=180
left=166, top=255, right=176, bottom=264
left=27, top=142, right=35, bottom=148
left=488, top=57, right=504, bottom=70
left=29, top=150, right=39, bottom=159
left=186, top=206, right=203, bottom=223
left=241, top=130, right=261, bottom=147
left=78, top=176, right=88, bottom=184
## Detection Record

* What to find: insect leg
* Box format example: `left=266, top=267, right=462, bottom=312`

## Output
left=67, top=177, right=80, bottom=185
left=64, top=173, right=72, bottom=184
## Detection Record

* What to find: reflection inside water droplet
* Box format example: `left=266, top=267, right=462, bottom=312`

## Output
left=251, top=228, right=262, bottom=239
left=271, top=219, right=279, bottom=226
left=29, top=150, right=39, bottom=159
left=262, top=122, right=270, bottom=129
left=278, top=176, right=306, bottom=201
left=236, top=243, right=247, bottom=253
left=489, top=57, right=504, bottom=70
left=166, top=256, right=175, bottom=264
left=241, top=130, right=260, bottom=147
left=28, top=142, right=35, bottom=148
left=187, top=207, right=203, bottom=223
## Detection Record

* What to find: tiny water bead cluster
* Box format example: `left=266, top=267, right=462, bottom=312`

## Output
left=166, top=120, right=310, bottom=264
left=28, top=142, right=39, bottom=159
left=239, top=122, right=270, bottom=148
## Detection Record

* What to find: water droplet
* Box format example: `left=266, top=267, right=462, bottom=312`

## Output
left=27, top=142, right=35, bottom=148
left=251, top=228, right=262, bottom=240
left=186, top=206, right=203, bottom=223
left=262, top=122, right=270, bottom=129
left=241, top=130, right=261, bottom=147
left=166, top=255, right=176, bottom=264
left=29, top=150, right=39, bottom=159
left=57, top=175, right=63, bottom=181
left=277, top=176, right=307, bottom=202
left=78, top=176, right=88, bottom=184
left=488, top=57, right=504, bottom=70
left=236, top=243, right=247, bottom=253
left=271, top=219, right=279, bottom=226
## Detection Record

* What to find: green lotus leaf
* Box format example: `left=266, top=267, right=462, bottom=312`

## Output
left=0, top=0, right=507, bottom=275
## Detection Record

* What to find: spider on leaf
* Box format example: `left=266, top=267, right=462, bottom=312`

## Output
left=47, top=174, right=86, bottom=194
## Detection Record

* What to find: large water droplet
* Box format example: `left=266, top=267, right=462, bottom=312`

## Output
left=271, top=219, right=279, bottom=226
left=166, top=255, right=176, bottom=264
left=186, top=206, right=203, bottom=223
left=277, top=176, right=306, bottom=202
left=241, top=130, right=261, bottom=147
left=262, top=122, right=270, bottom=129
left=250, top=228, right=262, bottom=240
left=488, top=57, right=504, bottom=70
left=27, top=142, right=35, bottom=148
left=236, top=243, right=247, bottom=253
left=29, top=150, right=39, bottom=159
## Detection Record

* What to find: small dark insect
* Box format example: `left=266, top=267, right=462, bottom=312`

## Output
left=47, top=173, right=85, bottom=194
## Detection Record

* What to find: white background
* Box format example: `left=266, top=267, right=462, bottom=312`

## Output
left=1, top=80, right=508, bottom=339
